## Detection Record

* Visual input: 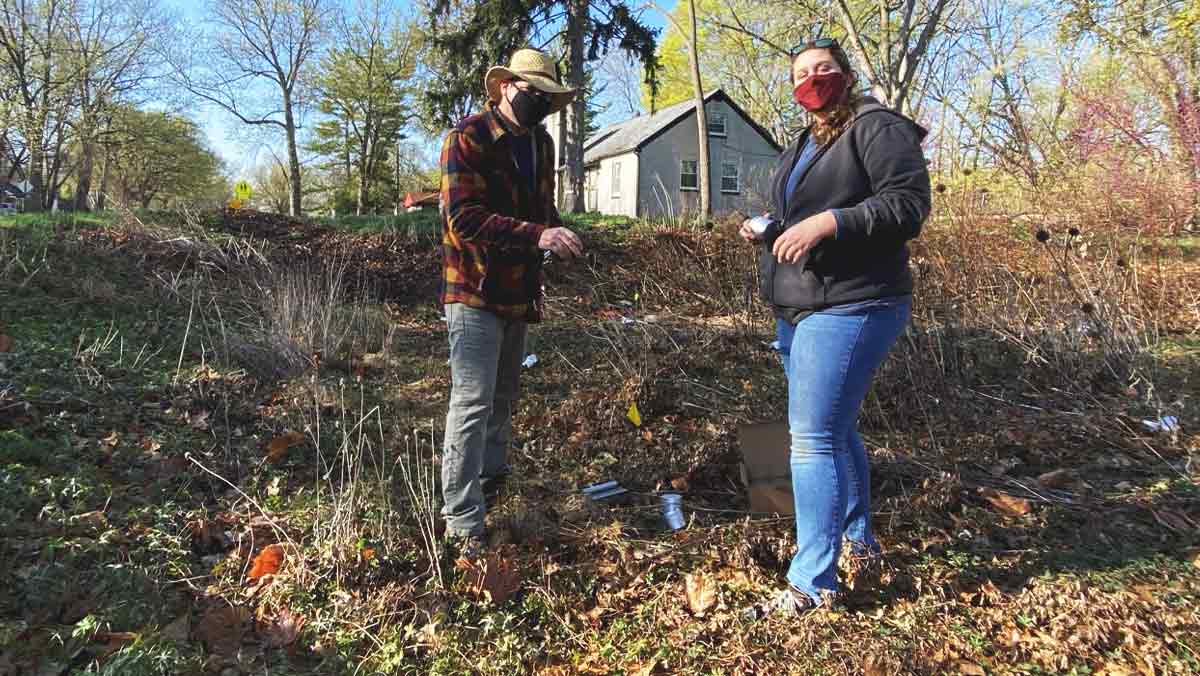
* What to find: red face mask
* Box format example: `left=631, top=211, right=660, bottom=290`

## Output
left=792, top=71, right=848, bottom=112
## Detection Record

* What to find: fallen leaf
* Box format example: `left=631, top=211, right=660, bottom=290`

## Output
left=71, top=510, right=108, bottom=532
left=94, top=631, right=137, bottom=657
left=186, top=519, right=229, bottom=554
left=360, top=547, right=376, bottom=562
left=1037, top=469, right=1072, bottom=488
left=626, top=402, right=642, bottom=427
left=979, top=487, right=1031, bottom=517
left=265, top=431, right=305, bottom=464
left=0, top=335, right=12, bottom=352
left=100, top=431, right=119, bottom=448
left=684, top=572, right=716, bottom=616
left=863, top=655, right=891, bottom=676
left=956, top=660, right=986, bottom=675
left=194, top=605, right=249, bottom=656
left=456, top=552, right=521, bottom=604
left=1153, top=509, right=1197, bottom=534
left=633, top=660, right=662, bottom=676
left=160, top=614, right=190, bottom=643
left=248, top=544, right=284, bottom=580
left=670, top=475, right=690, bottom=492
left=260, top=608, right=307, bottom=649
left=1191, top=551, right=1200, bottom=569
left=188, top=410, right=210, bottom=430
left=139, top=437, right=162, bottom=453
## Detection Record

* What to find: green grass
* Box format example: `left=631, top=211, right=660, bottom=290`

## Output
left=0, top=211, right=117, bottom=229
left=314, top=210, right=440, bottom=236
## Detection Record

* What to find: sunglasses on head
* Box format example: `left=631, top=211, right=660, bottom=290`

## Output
left=793, top=37, right=839, bottom=54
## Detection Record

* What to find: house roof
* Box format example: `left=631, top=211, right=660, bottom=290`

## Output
left=583, top=89, right=782, bottom=165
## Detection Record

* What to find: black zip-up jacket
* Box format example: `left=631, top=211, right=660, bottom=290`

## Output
left=760, top=97, right=931, bottom=322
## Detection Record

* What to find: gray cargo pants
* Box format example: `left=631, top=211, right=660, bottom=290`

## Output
left=441, top=303, right=527, bottom=537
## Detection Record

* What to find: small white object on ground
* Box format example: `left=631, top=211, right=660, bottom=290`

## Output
left=621, top=316, right=635, bottom=325
left=522, top=354, right=539, bottom=368
left=1141, top=416, right=1180, bottom=433
left=769, top=340, right=781, bottom=351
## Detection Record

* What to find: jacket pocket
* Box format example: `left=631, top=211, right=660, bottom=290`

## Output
left=770, top=255, right=824, bottom=310
left=758, top=246, right=776, bottom=304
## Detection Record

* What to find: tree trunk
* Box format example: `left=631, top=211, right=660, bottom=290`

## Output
left=96, top=145, right=111, bottom=211
left=25, top=110, right=46, bottom=211
left=356, top=152, right=369, bottom=216
left=75, top=136, right=95, bottom=211
left=562, top=0, right=588, bottom=214
left=686, top=0, right=710, bottom=218
left=284, top=100, right=303, bottom=217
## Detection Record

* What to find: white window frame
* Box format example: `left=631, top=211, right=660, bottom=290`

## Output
left=680, top=159, right=699, bottom=191
left=720, top=161, right=740, bottom=194
left=707, top=112, right=727, bottom=137
left=611, top=161, right=621, bottom=199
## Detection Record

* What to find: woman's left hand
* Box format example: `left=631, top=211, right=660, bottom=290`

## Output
left=772, top=211, right=838, bottom=264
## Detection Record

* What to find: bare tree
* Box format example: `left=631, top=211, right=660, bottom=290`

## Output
left=0, top=0, right=76, bottom=211
left=650, top=0, right=711, bottom=218
left=168, top=0, right=329, bottom=217
left=594, top=50, right=645, bottom=119
left=831, top=0, right=957, bottom=114
left=68, top=0, right=169, bottom=210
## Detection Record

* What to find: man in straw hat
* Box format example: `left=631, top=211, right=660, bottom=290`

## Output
left=439, top=48, right=583, bottom=557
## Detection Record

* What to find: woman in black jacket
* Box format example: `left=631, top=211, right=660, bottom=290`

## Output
left=740, top=39, right=931, bottom=618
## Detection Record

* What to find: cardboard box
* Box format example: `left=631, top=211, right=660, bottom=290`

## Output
left=737, top=421, right=794, bottom=515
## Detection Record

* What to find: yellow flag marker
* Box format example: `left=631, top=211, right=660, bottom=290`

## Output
left=626, top=402, right=642, bottom=427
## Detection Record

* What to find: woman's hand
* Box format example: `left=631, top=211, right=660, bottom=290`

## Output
left=739, top=212, right=771, bottom=242
left=772, top=211, right=837, bottom=264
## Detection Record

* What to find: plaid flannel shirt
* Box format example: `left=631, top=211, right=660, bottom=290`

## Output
left=440, top=101, right=563, bottom=322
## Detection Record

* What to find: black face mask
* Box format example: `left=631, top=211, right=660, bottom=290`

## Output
left=508, top=87, right=552, bottom=128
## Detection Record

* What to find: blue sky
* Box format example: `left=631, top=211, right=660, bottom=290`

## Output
left=161, top=0, right=672, bottom=181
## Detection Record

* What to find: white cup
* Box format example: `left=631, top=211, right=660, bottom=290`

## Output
left=748, top=215, right=775, bottom=237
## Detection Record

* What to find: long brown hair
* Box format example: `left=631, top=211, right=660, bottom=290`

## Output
left=792, top=42, right=861, bottom=146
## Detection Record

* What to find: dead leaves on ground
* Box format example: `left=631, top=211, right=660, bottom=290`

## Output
left=1037, top=468, right=1073, bottom=489
left=195, top=606, right=251, bottom=657
left=186, top=518, right=231, bottom=554
left=260, top=608, right=307, bottom=649
left=265, top=431, right=305, bottom=464
left=248, top=544, right=285, bottom=580
left=978, top=487, right=1033, bottom=517
left=456, top=552, right=521, bottom=604
left=684, top=572, right=716, bottom=616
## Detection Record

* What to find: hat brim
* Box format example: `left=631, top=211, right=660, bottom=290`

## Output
left=485, top=66, right=577, bottom=116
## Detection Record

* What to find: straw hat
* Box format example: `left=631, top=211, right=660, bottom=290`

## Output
left=484, top=48, right=577, bottom=115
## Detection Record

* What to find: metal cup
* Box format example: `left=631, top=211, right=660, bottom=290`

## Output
left=660, top=493, right=685, bottom=530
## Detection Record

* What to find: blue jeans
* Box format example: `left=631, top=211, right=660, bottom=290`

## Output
left=776, top=297, right=911, bottom=603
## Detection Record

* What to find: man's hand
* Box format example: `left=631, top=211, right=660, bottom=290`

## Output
left=771, top=211, right=837, bottom=264
left=538, top=227, right=583, bottom=260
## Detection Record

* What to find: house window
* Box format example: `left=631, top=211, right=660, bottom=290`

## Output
left=612, top=161, right=621, bottom=198
left=721, top=161, right=740, bottom=193
left=707, top=112, right=727, bottom=136
left=680, top=160, right=698, bottom=191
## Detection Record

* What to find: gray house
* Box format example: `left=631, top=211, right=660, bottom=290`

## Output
left=552, top=90, right=782, bottom=220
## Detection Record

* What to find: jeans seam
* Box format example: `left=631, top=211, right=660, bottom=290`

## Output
left=826, top=312, right=869, bottom=570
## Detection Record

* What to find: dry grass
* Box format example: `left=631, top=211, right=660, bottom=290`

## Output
left=5, top=203, right=1195, bottom=675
